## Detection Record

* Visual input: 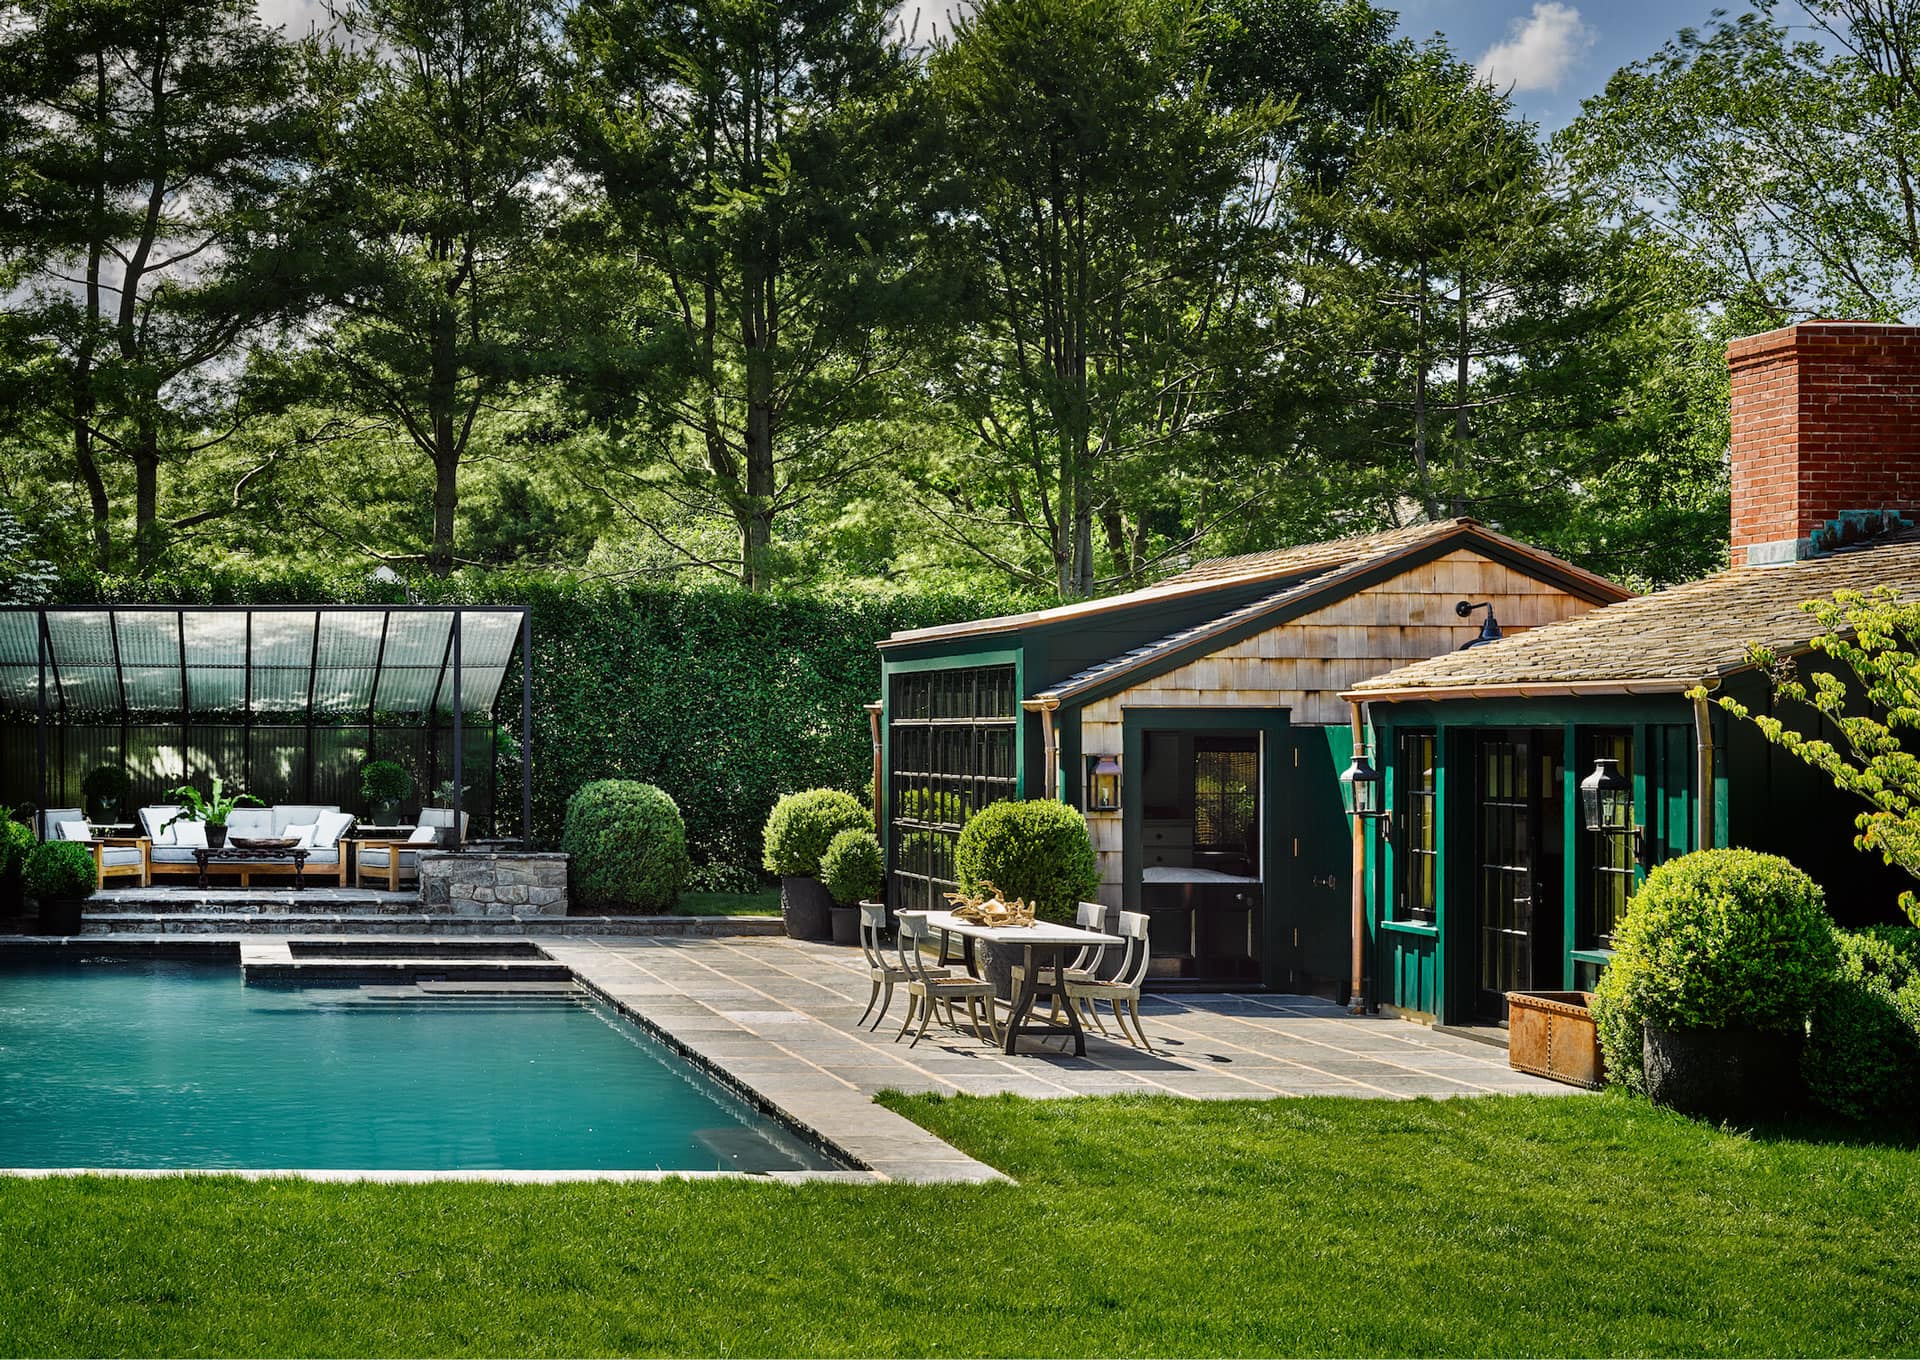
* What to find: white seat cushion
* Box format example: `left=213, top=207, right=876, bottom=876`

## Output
left=271, top=805, right=330, bottom=837
left=173, top=822, right=207, bottom=849
left=151, top=847, right=202, bottom=864
left=313, top=811, right=355, bottom=849
left=139, top=807, right=185, bottom=845
left=282, top=823, right=318, bottom=849
left=226, top=808, right=273, bottom=838
left=406, top=825, right=437, bottom=845
left=57, top=821, right=92, bottom=842
left=42, top=808, right=84, bottom=839
left=100, top=847, right=143, bottom=869
left=417, top=808, right=468, bottom=840
left=358, top=847, right=420, bottom=870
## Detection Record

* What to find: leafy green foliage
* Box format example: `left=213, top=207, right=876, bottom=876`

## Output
left=357, top=760, right=413, bottom=807
left=820, top=827, right=884, bottom=905
left=21, top=839, right=95, bottom=902
left=561, top=779, right=690, bottom=912
left=1708, top=587, right=1920, bottom=925
left=761, top=789, right=869, bottom=879
left=1592, top=850, right=1839, bottom=1093
left=953, top=798, right=1099, bottom=923
left=164, top=776, right=264, bottom=828
left=1804, top=926, right=1920, bottom=1123
left=0, top=809, right=34, bottom=879
left=79, top=764, right=130, bottom=801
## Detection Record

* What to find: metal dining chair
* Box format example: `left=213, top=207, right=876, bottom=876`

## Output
left=1063, top=910, right=1155, bottom=1052
left=857, top=902, right=951, bottom=1030
left=893, top=913, right=997, bottom=1048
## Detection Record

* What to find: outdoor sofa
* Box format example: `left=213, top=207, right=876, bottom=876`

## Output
left=136, top=804, right=357, bottom=886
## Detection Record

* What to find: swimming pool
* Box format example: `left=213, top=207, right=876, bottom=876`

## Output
left=0, top=954, right=841, bottom=1174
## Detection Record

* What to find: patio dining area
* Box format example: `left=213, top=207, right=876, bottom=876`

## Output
left=549, top=933, right=1580, bottom=1106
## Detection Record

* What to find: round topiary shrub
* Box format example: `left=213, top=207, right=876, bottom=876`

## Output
left=22, top=839, right=96, bottom=903
left=561, top=780, right=691, bottom=913
left=821, top=828, right=884, bottom=906
left=761, top=789, right=869, bottom=879
left=1803, top=927, right=1920, bottom=1123
left=1591, top=849, right=1838, bottom=1095
left=358, top=759, right=413, bottom=811
left=954, top=799, right=1099, bottom=925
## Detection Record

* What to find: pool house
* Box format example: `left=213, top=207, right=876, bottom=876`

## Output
left=1345, top=321, right=1920, bottom=1024
left=874, top=520, right=1630, bottom=994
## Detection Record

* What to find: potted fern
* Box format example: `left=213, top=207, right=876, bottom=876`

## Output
left=164, top=776, right=264, bottom=850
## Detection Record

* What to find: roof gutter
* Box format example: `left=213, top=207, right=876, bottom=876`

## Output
left=1339, top=677, right=1709, bottom=704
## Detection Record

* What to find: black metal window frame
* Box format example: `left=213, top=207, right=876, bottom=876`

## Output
left=1, top=604, right=535, bottom=844
left=1583, top=727, right=1635, bottom=950
left=1394, top=728, right=1438, bottom=922
left=886, top=664, right=1018, bottom=912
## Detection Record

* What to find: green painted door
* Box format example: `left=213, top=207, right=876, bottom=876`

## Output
left=1269, top=728, right=1353, bottom=997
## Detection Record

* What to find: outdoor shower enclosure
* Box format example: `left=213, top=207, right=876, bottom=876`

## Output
left=0, top=605, right=532, bottom=839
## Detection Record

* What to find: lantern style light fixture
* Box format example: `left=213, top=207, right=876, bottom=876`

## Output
left=1339, top=750, right=1387, bottom=821
left=1580, top=757, right=1646, bottom=865
left=1086, top=755, right=1122, bottom=812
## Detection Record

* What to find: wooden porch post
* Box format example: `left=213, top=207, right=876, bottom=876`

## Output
left=864, top=701, right=883, bottom=837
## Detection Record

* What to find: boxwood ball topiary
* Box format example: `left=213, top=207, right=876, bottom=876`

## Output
left=954, top=799, right=1099, bottom=924
left=561, top=780, right=691, bottom=912
left=762, top=789, right=869, bottom=879
left=22, top=840, right=96, bottom=903
left=1803, top=927, right=1920, bottom=1123
left=1591, top=849, right=1838, bottom=1094
left=821, top=828, right=885, bottom=906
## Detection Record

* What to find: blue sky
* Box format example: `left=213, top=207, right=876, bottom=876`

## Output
left=1398, top=0, right=1748, bottom=130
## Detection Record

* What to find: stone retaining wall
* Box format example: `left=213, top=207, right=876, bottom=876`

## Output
left=418, top=851, right=569, bottom=917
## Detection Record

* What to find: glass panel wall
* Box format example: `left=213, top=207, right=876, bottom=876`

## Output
left=886, top=665, right=1017, bottom=912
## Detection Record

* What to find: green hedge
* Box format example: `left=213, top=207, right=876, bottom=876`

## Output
left=1804, top=926, right=1920, bottom=1123
left=51, top=570, right=1025, bottom=875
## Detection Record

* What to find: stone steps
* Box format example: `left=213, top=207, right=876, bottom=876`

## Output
left=239, top=939, right=574, bottom=986
left=79, top=911, right=783, bottom=938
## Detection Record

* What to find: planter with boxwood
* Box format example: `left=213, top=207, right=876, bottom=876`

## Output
left=358, top=759, right=414, bottom=823
left=561, top=780, right=690, bottom=913
left=23, top=839, right=96, bottom=935
left=80, top=763, right=131, bottom=823
left=1592, top=849, right=1838, bottom=1121
left=821, top=827, right=885, bottom=947
left=763, top=789, right=869, bottom=941
left=954, top=799, right=1100, bottom=1000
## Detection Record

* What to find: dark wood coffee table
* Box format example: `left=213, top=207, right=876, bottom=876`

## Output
left=193, top=846, right=311, bottom=889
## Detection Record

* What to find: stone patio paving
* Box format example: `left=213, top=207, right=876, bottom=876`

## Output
left=544, top=934, right=1582, bottom=1183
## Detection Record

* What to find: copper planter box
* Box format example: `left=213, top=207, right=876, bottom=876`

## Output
left=1507, top=991, right=1606, bottom=1089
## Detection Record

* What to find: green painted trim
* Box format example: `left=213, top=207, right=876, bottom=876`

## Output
left=1561, top=720, right=1580, bottom=991
left=1380, top=919, right=1438, bottom=938
left=1371, top=696, right=1695, bottom=729
left=1570, top=947, right=1615, bottom=968
left=882, top=648, right=1020, bottom=675
left=1119, top=706, right=1291, bottom=988
left=877, top=648, right=1028, bottom=868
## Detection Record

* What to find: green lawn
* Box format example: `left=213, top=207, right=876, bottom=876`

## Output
left=674, top=888, right=780, bottom=917
left=2, top=1094, right=1916, bottom=1356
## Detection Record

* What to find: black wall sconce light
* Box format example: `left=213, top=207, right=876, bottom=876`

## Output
left=1339, top=749, right=1389, bottom=829
left=1455, top=600, right=1503, bottom=649
left=1580, top=757, right=1648, bottom=867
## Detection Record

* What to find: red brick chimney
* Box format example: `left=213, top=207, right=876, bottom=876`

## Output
left=1726, top=321, right=1920, bottom=564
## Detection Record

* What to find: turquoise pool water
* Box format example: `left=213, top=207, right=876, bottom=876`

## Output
left=0, top=956, right=839, bottom=1173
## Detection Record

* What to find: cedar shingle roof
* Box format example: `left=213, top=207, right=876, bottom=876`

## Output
left=1347, top=531, right=1920, bottom=698
left=884, top=518, right=1623, bottom=649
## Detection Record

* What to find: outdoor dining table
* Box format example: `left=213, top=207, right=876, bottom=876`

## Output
left=906, top=909, right=1123, bottom=1057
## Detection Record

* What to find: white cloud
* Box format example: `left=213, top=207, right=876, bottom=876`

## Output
left=254, top=0, right=329, bottom=36
left=1475, top=3, right=1596, bottom=93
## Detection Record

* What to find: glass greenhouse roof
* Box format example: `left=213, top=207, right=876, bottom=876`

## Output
left=0, top=606, right=527, bottom=723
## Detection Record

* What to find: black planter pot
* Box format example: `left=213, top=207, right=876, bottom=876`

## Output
left=1643, top=1022, right=1804, bottom=1122
left=205, top=823, right=229, bottom=850
left=829, top=903, right=861, bottom=946
left=780, top=875, right=834, bottom=941
left=36, top=897, right=84, bottom=935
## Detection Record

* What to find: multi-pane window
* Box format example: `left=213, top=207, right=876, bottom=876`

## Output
left=1587, top=729, right=1633, bottom=949
left=887, top=666, right=1018, bottom=912
left=1194, top=745, right=1258, bottom=855
left=1396, top=730, right=1438, bottom=921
